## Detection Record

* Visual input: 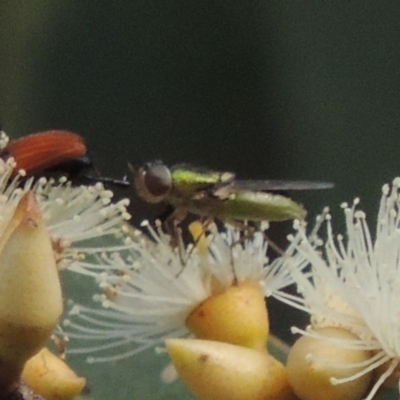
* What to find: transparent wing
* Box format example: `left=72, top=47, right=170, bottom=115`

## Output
left=230, top=179, right=334, bottom=192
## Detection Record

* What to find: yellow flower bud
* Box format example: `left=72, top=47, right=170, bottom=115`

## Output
left=186, top=281, right=269, bottom=351
left=22, top=348, right=86, bottom=400
left=166, top=338, right=296, bottom=400
left=286, top=327, right=373, bottom=400
left=0, top=192, right=63, bottom=393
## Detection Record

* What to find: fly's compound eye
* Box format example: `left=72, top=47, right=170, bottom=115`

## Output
left=143, top=162, right=172, bottom=197
left=134, top=161, right=172, bottom=203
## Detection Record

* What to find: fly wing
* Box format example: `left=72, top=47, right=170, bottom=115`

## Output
left=230, top=179, right=334, bottom=192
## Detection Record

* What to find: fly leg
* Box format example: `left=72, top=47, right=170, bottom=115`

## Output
left=175, top=217, right=213, bottom=277
left=163, top=206, right=188, bottom=266
left=160, top=206, right=208, bottom=273
left=228, top=220, right=285, bottom=257
left=224, top=220, right=286, bottom=284
left=161, top=207, right=214, bottom=272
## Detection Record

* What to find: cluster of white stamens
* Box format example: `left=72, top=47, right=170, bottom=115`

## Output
left=273, top=178, right=400, bottom=400
left=0, top=154, right=131, bottom=274
left=64, top=222, right=299, bottom=362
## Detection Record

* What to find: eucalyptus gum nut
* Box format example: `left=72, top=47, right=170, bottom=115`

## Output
left=186, top=281, right=269, bottom=351
left=166, top=338, right=297, bottom=400
left=0, top=192, right=63, bottom=365
left=22, top=348, right=86, bottom=400
left=286, top=327, right=373, bottom=400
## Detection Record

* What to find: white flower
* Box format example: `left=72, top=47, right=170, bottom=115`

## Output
left=64, top=222, right=297, bottom=362
left=274, top=178, right=400, bottom=400
left=0, top=156, right=131, bottom=275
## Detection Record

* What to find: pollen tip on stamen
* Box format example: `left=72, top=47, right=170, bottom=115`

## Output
left=330, top=377, right=339, bottom=385
left=92, top=294, right=103, bottom=303
left=344, top=208, right=352, bottom=217
left=124, top=236, right=133, bottom=245
left=120, top=198, right=130, bottom=206
left=354, top=210, right=366, bottom=219
left=292, top=220, right=301, bottom=230
left=155, top=346, right=167, bottom=354
left=68, top=305, right=81, bottom=316
left=122, top=212, right=131, bottom=220
left=6, top=157, right=16, bottom=168
left=260, top=221, right=269, bottom=230
left=382, top=183, right=390, bottom=195
left=18, top=168, right=27, bottom=177
left=38, top=176, right=47, bottom=185
left=121, top=224, right=129, bottom=233
left=392, top=177, right=400, bottom=187
left=325, top=213, right=332, bottom=221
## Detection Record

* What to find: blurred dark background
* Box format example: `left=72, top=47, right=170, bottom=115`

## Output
left=1, top=0, right=399, bottom=349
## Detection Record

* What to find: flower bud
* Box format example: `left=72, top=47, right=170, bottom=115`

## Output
left=166, top=338, right=296, bottom=400
left=286, top=327, right=372, bottom=400
left=186, top=281, right=269, bottom=351
left=0, top=192, right=63, bottom=393
left=22, top=348, right=86, bottom=400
